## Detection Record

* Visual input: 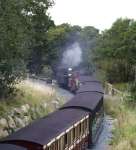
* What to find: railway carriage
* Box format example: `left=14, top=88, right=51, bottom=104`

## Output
left=61, top=92, right=104, bottom=145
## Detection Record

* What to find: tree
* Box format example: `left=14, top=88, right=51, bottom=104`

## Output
left=94, top=18, right=136, bottom=82
left=46, top=24, right=73, bottom=70
left=26, top=0, right=55, bottom=74
left=80, top=26, right=99, bottom=71
left=0, top=0, right=54, bottom=97
left=0, top=0, right=30, bottom=97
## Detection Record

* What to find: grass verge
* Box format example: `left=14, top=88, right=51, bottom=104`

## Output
left=113, top=82, right=129, bottom=91
left=0, top=80, right=62, bottom=117
left=104, top=95, right=136, bottom=150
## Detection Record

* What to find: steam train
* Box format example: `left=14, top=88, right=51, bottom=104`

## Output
left=0, top=70, right=104, bottom=150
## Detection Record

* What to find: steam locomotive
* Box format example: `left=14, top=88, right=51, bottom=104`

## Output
left=56, top=67, right=80, bottom=92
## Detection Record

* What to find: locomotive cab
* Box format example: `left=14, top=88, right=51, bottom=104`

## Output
left=68, top=71, right=80, bottom=93
left=56, top=67, right=80, bottom=92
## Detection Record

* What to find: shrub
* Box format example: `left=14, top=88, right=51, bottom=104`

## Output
left=40, top=65, right=53, bottom=78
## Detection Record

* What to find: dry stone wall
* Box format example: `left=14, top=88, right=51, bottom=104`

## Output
left=0, top=100, right=61, bottom=139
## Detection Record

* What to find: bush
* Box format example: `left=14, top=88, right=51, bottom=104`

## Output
left=40, top=65, right=53, bottom=78
left=126, top=82, right=136, bottom=103
left=106, top=60, right=134, bottom=83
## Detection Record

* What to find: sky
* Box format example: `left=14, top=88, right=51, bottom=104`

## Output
left=49, top=0, right=136, bottom=31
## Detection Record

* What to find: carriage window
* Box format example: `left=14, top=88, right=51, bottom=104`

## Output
left=73, top=128, right=76, bottom=140
left=64, top=133, right=68, bottom=147
left=55, top=140, right=58, bottom=150
left=81, top=122, right=83, bottom=135
left=60, top=136, right=65, bottom=150
left=67, top=130, right=72, bottom=146
left=83, top=120, right=85, bottom=132
left=78, top=124, right=80, bottom=137
left=84, top=120, right=86, bottom=130
left=70, top=130, right=73, bottom=145
left=85, top=119, right=87, bottom=130
left=75, top=126, right=78, bottom=140
left=76, top=125, right=78, bottom=138
left=79, top=123, right=82, bottom=135
left=87, top=118, right=89, bottom=132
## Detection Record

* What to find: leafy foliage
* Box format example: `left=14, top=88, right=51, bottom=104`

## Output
left=46, top=24, right=72, bottom=68
left=0, top=0, right=54, bottom=98
left=79, top=26, right=99, bottom=71
left=26, top=0, right=55, bottom=74
left=94, top=18, right=136, bottom=83
left=0, top=0, right=30, bottom=97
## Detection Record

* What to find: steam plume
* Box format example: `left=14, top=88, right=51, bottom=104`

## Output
left=61, top=42, right=82, bottom=68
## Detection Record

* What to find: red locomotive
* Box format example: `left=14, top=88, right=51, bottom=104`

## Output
left=57, top=67, right=80, bottom=93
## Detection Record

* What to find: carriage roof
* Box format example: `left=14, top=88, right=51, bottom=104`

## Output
left=79, top=75, right=100, bottom=83
left=0, top=144, right=26, bottom=150
left=60, top=92, right=103, bottom=114
left=77, top=81, right=104, bottom=94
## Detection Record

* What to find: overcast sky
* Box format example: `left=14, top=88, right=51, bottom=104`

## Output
left=49, top=0, right=136, bottom=31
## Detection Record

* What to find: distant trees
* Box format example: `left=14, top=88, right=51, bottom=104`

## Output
left=79, top=26, right=99, bottom=71
left=94, top=18, right=136, bottom=83
left=46, top=23, right=72, bottom=69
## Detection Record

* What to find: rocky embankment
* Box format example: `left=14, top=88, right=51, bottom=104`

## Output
left=0, top=78, right=73, bottom=139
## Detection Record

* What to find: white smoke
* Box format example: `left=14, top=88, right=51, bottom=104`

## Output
left=61, top=42, right=82, bottom=68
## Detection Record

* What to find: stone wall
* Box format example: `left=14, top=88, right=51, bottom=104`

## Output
left=0, top=100, right=61, bottom=139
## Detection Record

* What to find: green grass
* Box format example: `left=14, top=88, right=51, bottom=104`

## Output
left=113, top=82, right=129, bottom=91
left=0, top=80, right=59, bottom=117
left=104, top=95, right=136, bottom=150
